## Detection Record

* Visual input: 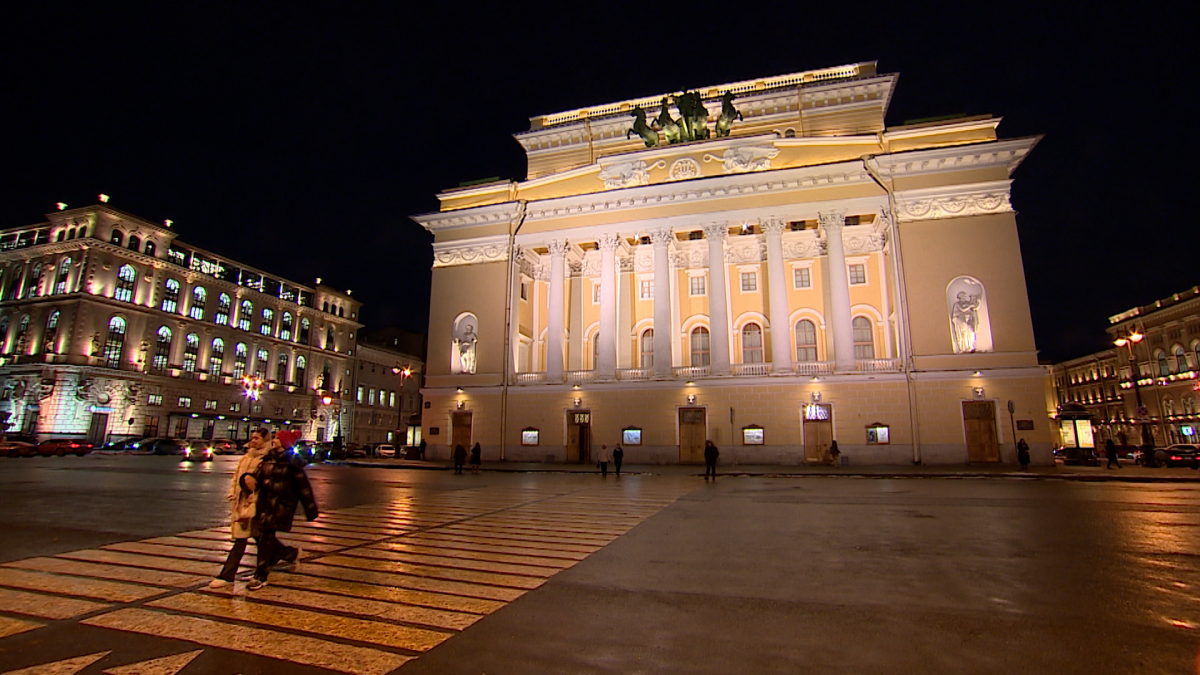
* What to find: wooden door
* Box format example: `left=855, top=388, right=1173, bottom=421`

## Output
left=87, top=412, right=108, bottom=446
left=963, top=401, right=1000, bottom=462
left=566, top=411, right=590, bottom=463
left=678, top=407, right=706, bottom=463
left=803, top=404, right=833, bottom=463
left=451, top=412, right=472, bottom=450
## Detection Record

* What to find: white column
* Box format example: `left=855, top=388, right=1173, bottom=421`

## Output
left=650, top=228, right=674, bottom=378
left=703, top=222, right=731, bottom=375
left=546, top=239, right=568, bottom=382
left=820, top=211, right=856, bottom=372
left=877, top=243, right=894, bottom=358
left=762, top=218, right=792, bottom=374
left=596, top=233, right=620, bottom=379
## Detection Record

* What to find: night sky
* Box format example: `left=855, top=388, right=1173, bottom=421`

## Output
left=6, top=5, right=1194, bottom=363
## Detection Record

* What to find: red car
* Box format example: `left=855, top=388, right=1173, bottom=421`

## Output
left=37, top=439, right=93, bottom=457
left=1, top=441, right=38, bottom=458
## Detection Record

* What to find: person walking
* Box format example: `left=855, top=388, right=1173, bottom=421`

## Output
left=248, top=429, right=318, bottom=591
left=703, top=440, right=719, bottom=480
left=612, top=443, right=624, bottom=476
left=1017, top=438, right=1031, bottom=470
left=469, top=442, right=482, bottom=474
left=418, top=438, right=427, bottom=460
left=453, top=444, right=466, bottom=474
left=829, top=440, right=841, bottom=466
left=209, top=428, right=271, bottom=588
left=597, top=444, right=610, bottom=476
left=1104, top=438, right=1122, bottom=469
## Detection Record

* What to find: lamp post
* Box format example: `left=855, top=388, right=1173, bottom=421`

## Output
left=392, top=365, right=413, bottom=446
left=1113, top=329, right=1152, bottom=448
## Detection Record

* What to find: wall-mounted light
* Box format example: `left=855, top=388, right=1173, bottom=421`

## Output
left=572, top=384, right=580, bottom=390
left=456, top=387, right=464, bottom=394
left=687, top=394, right=697, bottom=404
left=685, top=380, right=695, bottom=386
left=973, top=371, right=982, bottom=377
left=811, top=376, right=820, bottom=383
left=98, top=194, right=110, bottom=203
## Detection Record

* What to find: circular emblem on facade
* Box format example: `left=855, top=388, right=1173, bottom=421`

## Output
left=669, top=158, right=701, bottom=181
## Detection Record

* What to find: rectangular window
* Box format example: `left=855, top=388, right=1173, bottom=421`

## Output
left=356, top=386, right=364, bottom=403
left=230, top=402, right=241, bottom=412
left=204, top=400, right=217, bottom=410
left=368, top=388, right=376, bottom=406
left=689, top=276, right=706, bottom=296
left=592, top=283, right=601, bottom=304
left=252, top=404, right=262, bottom=414
left=178, top=397, right=191, bottom=409
left=147, top=394, right=163, bottom=406
left=848, top=264, right=867, bottom=285
left=389, top=391, right=396, bottom=408
left=740, top=271, right=757, bottom=292
left=639, top=280, right=653, bottom=300
left=520, top=280, right=529, bottom=301
left=793, top=268, right=811, bottom=289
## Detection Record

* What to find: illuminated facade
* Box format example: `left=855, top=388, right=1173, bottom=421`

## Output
left=349, top=341, right=423, bottom=447
left=0, top=205, right=360, bottom=444
left=415, top=61, right=1052, bottom=465
left=1052, top=286, right=1200, bottom=447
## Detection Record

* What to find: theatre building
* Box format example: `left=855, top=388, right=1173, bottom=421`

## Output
left=414, top=61, right=1052, bottom=465
left=0, top=204, right=360, bottom=445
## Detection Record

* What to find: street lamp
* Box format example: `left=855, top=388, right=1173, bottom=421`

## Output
left=1113, top=329, right=1151, bottom=448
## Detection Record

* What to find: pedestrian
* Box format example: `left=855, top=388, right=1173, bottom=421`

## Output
left=612, top=443, right=624, bottom=476
left=453, top=444, right=466, bottom=474
left=209, top=428, right=271, bottom=588
left=1104, top=438, right=1122, bottom=469
left=704, top=440, right=719, bottom=479
left=418, top=438, right=427, bottom=460
left=829, top=440, right=841, bottom=466
left=596, top=444, right=610, bottom=476
left=470, top=442, right=482, bottom=474
left=1017, top=438, right=1031, bottom=470
left=247, top=429, right=318, bottom=591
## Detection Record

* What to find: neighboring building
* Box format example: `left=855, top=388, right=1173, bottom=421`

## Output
left=349, top=338, right=423, bottom=447
left=413, top=61, right=1052, bottom=465
left=1052, top=286, right=1200, bottom=447
left=0, top=204, right=361, bottom=445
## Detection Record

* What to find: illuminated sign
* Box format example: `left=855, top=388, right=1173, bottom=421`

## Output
left=1181, top=425, right=1195, bottom=436
left=622, top=428, right=642, bottom=445
left=866, top=424, right=889, bottom=444
left=804, top=404, right=830, bottom=421
left=742, top=426, right=764, bottom=445
left=521, top=429, right=539, bottom=446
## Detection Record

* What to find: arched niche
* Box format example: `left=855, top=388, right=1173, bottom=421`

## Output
left=451, top=312, right=479, bottom=374
left=946, top=276, right=993, bottom=354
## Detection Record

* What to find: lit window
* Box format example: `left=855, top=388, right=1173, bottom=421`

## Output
left=232, top=343, right=248, bottom=379
left=741, top=323, right=763, bottom=363
left=641, top=329, right=654, bottom=368
left=54, top=258, right=71, bottom=294
left=740, top=271, right=757, bottom=292
left=255, top=348, right=269, bottom=377
left=103, top=316, right=126, bottom=369
left=389, top=391, right=396, bottom=407
left=689, top=276, right=706, bottom=296
left=43, top=311, right=61, bottom=353
left=639, top=280, right=653, bottom=300
left=260, top=308, right=274, bottom=336
left=189, top=287, right=206, bottom=320
left=147, top=394, right=163, bottom=406
left=690, top=326, right=710, bottom=367
left=205, top=400, right=218, bottom=410
left=178, top=396, right=192, bottom=408
left=209, top=338, right=225, bottom=376
left=161, top=279, right=180, bottom=313
left=368, top=388, right=376, bottom=406
left=280, top=312, right=293, bottom=341
left=793, top=267, right=811, bottom=289
left=295, top=355, right=307, bottom=386
left=357, top=386, right=364, bottom=403
left=230, top=402, right=241, bottom=412
left=848, top=264, right=867, bottom=285
left=795, top=319, right=817, bottom=362
left=114, top=265, right=137, bottom=302
left=182, top=333, right=199, bottom=372
left=239, top=300, right=252, bottom=331
left=853, top=317, right=875, bottom=359
left=215, top=293, right=231, bottom=325
left=152, top=326, right=172, bottom=373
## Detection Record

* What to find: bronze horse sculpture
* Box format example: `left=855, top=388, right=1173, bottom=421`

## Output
left=627, top=106, right=659, bottom=147
left=715, top=91, right=743, bottom=138
left=655, top=97, right=681, bottom=145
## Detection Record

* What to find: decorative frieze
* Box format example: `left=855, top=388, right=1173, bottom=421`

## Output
left=894, top=181, right=1014, bottom=222
left=431, top=235, right=511, bottom=268
left=703, top=145, right=780, bottom=174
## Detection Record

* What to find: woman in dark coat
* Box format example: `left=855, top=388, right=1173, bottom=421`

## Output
left=1104, top=438, right=1121, bottom=469
left=703, top=440, right=719, bottom=479
left=1017, top=438, right=1031, bottom=470
left=249, top=430, right=318, bottom=590
left=469, top=442, right=482, bottom=474
left=453, top=444, right=467, bottom=474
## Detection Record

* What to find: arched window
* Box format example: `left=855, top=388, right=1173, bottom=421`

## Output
left=5, top=267, right=23, bottom=301
left=56, top=230, right=65, bottom=242
left=276, top=352, right=288, bottom=382
left=189, top=287, right=206, bottom=321
left=256, top=347, right=269, bottom=377
left=299, top=317, right=311, bottom=343
left=853, top=317, right=875, bottom=360
left=1157, top=351, right=1170, bottom=377
left=144, top=241, right=156, bottom=256
left=182, top=333, right=200, bottom=372
left=0, top=316, right=8, bottom=346
left=320, top=359, right=331, bottom=389
left=323, top=301, right=329, bottom=313
left=103, top=316, right=126, bottom=369
left=690, top=326, right=710, bottom=367
left=296, top=355, right=308, bottom=386
left=26, top=263, right=42, bottom=298
left=795, top=319, right=818, bottom=362
left=16, top=315, right=30, bottom=351
left=161, top=279, right=180, bottom=313
left=239, top=300, right=252, bottom=331
left=260, top=307, right=274, bottom=336
left=232, top=343, right=248, bottom=379
left=280, top=312, right=293, bottom=341
left=215, top=293, right=231, bottom=325
left=326, top=326, right=335, bottom=350
left=741, top=323, right=763, bottom=363
left=128, top=235, right=141, bottom=252
left=43, top=311, right=60, bottom=353
left=209, top=338, right=225, bottom=376
left=54, top=258, right=71, bottom=294
left=1164, top=398, right=1175, bottom=416
left=114, top=264, right=136, bottom=302
left=338, top=306, right=345, bottom=318
left=152, top=326, right=171, bottom=373
left=110, top=230, right=124, bottom=246
left=1173, top=345, right=1188, bottom=373
left=641, top=329, right=654, bottom=368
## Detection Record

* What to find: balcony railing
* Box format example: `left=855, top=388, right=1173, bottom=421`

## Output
left=507, top=357, right=902, bottom=385
left=794, top=361, right=835, bottom=376
left=731, top=363, right=771, bottom=377
left=673, top=366, right=711, bottom=379
left=616, top=368, right=653, bottom=381
left=514, top=372, right=546, bottom=385
left=565, top=370, right=596, bottom=385
left=857, top=358, right=901, bottom=372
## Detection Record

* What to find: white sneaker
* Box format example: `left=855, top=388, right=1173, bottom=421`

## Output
left=207, top=578, right=231, bottom=589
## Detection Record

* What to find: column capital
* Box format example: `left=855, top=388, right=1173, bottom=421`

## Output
left=818, top=210, right=846, bottom=231
left=547, top=239, right=570, bottom=256
left=649, top=228, right=674, bottom=247
left=702, top=222, right=729, bottom=241
left=597, top=232, right=622, bottom=252
left=761, top=218, right=786, bottom=236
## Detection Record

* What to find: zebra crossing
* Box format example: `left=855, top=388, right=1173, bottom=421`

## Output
left=0, top=478, right=693, bottom=674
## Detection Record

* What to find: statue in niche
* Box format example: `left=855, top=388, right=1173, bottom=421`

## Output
left=715, top=92, right=742, bottom=137
left=626, top=106, right=659, bottom=148
left=452, top=313, right=479, bottom=375
left=951, top=291, right=982, bottom=353
left=458, top=325, right=477, bottom=373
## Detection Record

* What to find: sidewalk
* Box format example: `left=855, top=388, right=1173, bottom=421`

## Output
left=325, top=458, right=1200, bottom=482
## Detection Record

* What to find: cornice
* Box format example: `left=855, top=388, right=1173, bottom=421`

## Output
left=412, top=202, right=522, bottom=234
left=893, top=180, right=1014, bottom=222
left=868, top=136, right=1041, bottom=178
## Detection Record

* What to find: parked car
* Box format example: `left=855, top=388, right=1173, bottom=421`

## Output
left=182, top=440, right=215, bottom=462
left=37, top=439, right=93, bottom=457
left=1, top=441, right=38, bottom=458
left=375, top=444, right=397, bottom=458
left=320, top=442, right=343, bottom=460
left=1158, top=444, right=1199, bottom=469
left=209, top=439, right=238, bottom=455
left=98, top=438, right=145, bottom=452
left=346, top=443, right=367, bottom=458
left=143, top=438, right=188, bottom=455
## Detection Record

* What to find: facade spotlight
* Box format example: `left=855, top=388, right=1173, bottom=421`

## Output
left=456, top=387, right=464, bottom=393
left=98, top=194, right=110, bottom=203
left=56, top=203, right=67, bottom=211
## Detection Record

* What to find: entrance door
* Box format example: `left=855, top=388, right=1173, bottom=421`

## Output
left=566, top=411, right=591, bottom=463
left=963, top=401, right=1000, bottom=462
left=452, top=412, right=473, bottom=450
left=803, top=404, right=833, bottom=463
left=87, top=412, right=109, bottom=446
left=678, top=407, right=706, bottom=463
